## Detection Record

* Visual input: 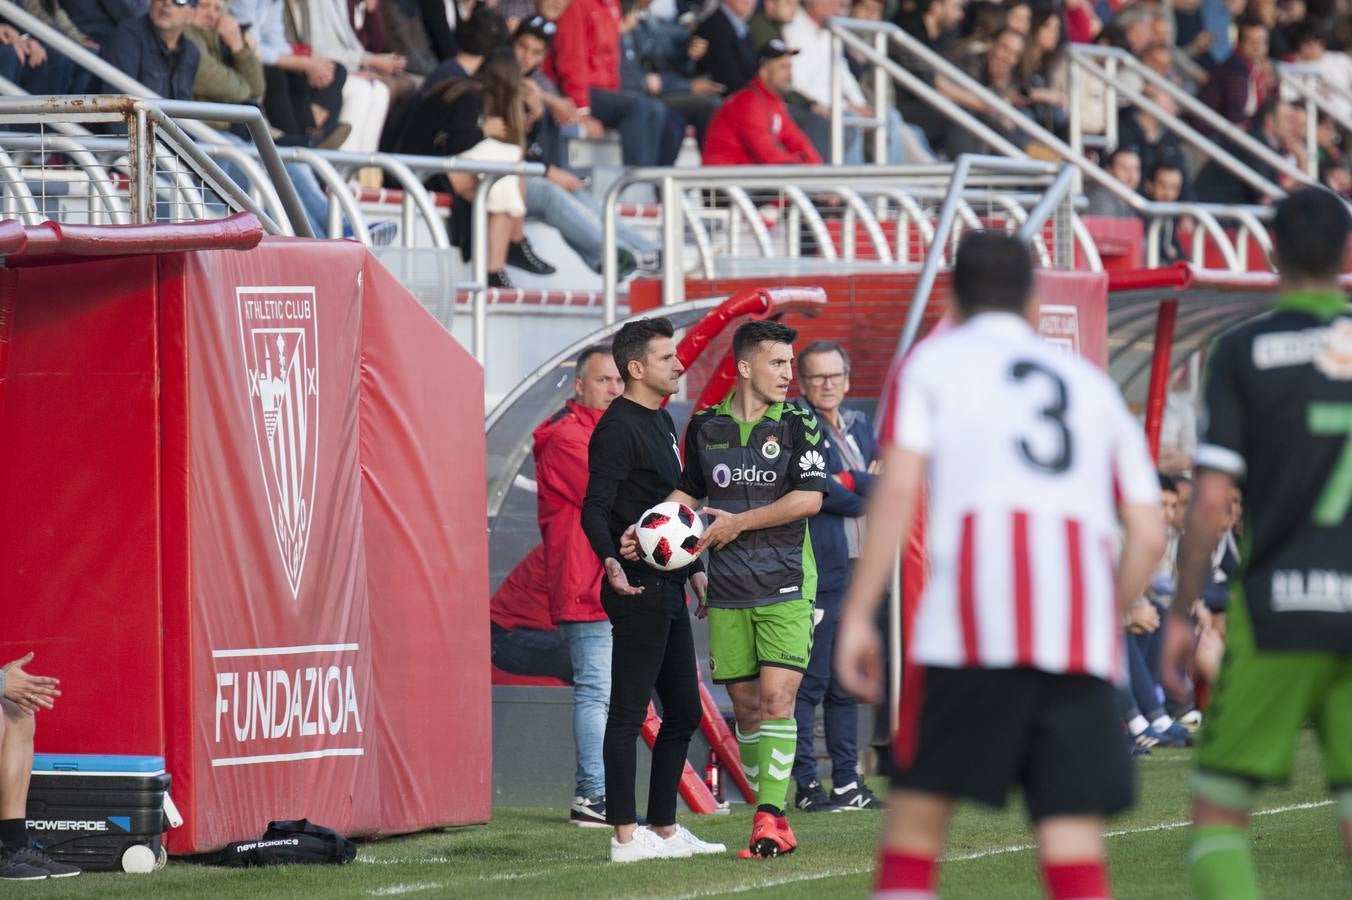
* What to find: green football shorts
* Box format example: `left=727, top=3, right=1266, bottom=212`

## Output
left=1196, top=597, right=1352, bottom=790
left=706, top=599, right=814, bottom=684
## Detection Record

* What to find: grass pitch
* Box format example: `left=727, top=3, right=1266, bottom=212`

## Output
left=30, top=734, right=1350, bottom=898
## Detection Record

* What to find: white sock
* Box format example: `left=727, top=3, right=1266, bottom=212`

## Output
left=1128, top=714, right=1150, bottom=736
left=1151, top=715, right=1174, bottom=732
left=832, top=781, right=858, bottom=794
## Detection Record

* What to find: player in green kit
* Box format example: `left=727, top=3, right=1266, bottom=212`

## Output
left=658, top=321, right=828, bottom=858
left=1166, top=187, right=1352, bottom=899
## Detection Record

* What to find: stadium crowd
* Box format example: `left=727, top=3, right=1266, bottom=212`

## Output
left=3, top=0, right=1345, bottom=281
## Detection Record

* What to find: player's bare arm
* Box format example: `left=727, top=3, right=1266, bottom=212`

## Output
left=696, top=489, right=822, bottom=552
left=1162, top=469, right=1235, bottom=699
left=835, top=444, right=924, bottom=704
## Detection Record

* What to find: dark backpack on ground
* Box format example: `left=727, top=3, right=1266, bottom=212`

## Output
left=213, top=819, right=357, bottom=867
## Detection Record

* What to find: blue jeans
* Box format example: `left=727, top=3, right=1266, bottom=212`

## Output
left=793, top=588, right=859, bottom=788
left=215, top=131, right=330, bottom=235
left=559, top=619, right=612, bottom=799
left=523, top=176, right=659, bottom=269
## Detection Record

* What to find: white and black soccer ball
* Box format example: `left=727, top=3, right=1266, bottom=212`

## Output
left=636, top=501, right=705, bottom=572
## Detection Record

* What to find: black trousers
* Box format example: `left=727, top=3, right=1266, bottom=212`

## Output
left=601, top=573, right=702, bottom=827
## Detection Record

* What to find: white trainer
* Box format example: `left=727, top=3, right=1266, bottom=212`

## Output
left=661, top=824, right=727, bottom=856
left=610, top=826, right=694, bottom=863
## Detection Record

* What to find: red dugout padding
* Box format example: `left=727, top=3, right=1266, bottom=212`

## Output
left=0, top=233, right=488, bottom=852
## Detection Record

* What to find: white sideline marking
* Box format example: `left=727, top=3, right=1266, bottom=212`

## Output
left=368, top=883, right=445, bottom=896
left=667, top=799, right=1335, bottom=898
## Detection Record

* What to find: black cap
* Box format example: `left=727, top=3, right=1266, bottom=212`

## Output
left=757, top=38, right=800, bottom=62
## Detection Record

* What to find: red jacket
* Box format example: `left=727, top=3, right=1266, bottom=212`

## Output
left=702, top=78, right=823, bottom=166
left=533, top=400, right=607, bottom=623
left=545, top=0, right=620, bottom=108
left=489, top=543, right=553, bottom=631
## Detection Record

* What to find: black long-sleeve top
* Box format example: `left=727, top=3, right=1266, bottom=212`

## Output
left=581, top=395, right=701, bottom=583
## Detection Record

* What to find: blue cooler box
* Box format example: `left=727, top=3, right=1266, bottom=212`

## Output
left=25, top=754, right=173, bottom=872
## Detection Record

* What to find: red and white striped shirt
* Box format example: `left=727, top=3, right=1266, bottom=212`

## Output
left=892, top=313, right=1159, bottom=684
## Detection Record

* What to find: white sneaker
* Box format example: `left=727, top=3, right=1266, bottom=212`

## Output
left=661, top=824, right=726, bottom=855
left=610, top=826, right=693, bottom=863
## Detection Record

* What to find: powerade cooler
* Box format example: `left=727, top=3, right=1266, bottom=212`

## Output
left=25, top=754, right=179, bottom=872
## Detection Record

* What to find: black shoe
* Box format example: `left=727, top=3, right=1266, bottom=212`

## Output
left=832, top=782, right=885, bottom=811
left=507, top=238, right=556, bottom=275
left=487, top=270, right=514, bottom=289
left=0, top=848, right=48, bottom=881
left=10, top=845, right=80, bottom=878
left=793, top=779, right=843, bottom=813
left=570, top=795, right=608, bottom=828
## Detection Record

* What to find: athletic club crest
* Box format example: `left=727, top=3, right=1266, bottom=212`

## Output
left=236, top=286, right=320, bottom=598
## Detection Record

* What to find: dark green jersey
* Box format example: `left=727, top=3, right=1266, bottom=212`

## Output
left=677, top=393, right=829, bottom=608
left=1197, top=289, right=1352, bottom=653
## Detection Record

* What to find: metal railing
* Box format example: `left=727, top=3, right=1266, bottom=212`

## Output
left=1277, top=61, right=1352, bottom=179
left=600, top=159, right=1091, bottom=323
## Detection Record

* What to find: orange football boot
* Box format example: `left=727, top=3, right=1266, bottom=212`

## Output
left=735, top=810, right=797, bottom=859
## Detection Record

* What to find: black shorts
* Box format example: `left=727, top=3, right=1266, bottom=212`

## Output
left=891, top=666, right=1133, bottom=822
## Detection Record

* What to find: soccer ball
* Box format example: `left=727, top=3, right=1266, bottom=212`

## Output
left=636, top=501, right=705, bottom=572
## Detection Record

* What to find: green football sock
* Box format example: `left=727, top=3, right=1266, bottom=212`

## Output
left=757, top=718, right=798, bottom=815
left=1189, top=825, right=1259, bottom=900
left=736, top=724, right=760, bottom=798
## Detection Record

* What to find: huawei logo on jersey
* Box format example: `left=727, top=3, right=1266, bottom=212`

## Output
left=799, top=451, right=827, bottom=476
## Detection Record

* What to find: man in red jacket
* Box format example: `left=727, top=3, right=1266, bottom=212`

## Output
left=534, top=343, right=626, bottom=827
left=702, top=39, right=822, bottom=166
left=546, top=0, right=670, bottom=165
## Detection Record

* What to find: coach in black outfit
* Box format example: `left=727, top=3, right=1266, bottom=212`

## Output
left=581, top=317, right=722, bottom=862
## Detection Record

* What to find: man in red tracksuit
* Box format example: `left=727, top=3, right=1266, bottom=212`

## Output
left=702, top=39, right=822, bottom=166
left=533, top=343, right=626, bottom=826
left=546, top=0, right=669, bottom=166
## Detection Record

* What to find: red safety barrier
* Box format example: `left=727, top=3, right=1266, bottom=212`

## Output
left=8, top=212, right=263, bottom=260
left=641, top=703, right=719, bottom=814
left=0, top=230, right=488, bottom=852
left=697, top=682, right=755, bottom=803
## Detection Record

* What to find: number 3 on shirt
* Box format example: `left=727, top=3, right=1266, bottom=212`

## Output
left=1010, top=360, right=1073, bottom=474
left=1307, top=402, right=1352, bottom=525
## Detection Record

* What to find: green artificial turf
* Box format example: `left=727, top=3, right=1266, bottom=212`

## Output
left=28, top=734, right=1350, bottom=898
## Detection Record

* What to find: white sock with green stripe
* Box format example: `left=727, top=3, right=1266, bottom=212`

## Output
left=736, top=724, right=760, bottom=799
left=757, top=718, right=797, bottom=815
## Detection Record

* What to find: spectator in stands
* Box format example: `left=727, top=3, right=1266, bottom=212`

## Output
left=102, top=0, right=200, bottom=97
left=0, top=654, right=77, bottom=882
left=0, top=24, right=55, bottom=94
left=1062, top=0, right=1101, bottom=44
left=400, top=49, right=531, bottom=287
left=1018, top=8, right=1067, bottom=135
left=548, top=0, right=675, bottom=165
left=624, top=0, right=730, bottom=141
left=1118, top=84, right=1186, bottom=182
left=891, top=0, right=963, bottom=155
left=1085, top=146, right=1141, bottom=218
left=1289, top=25, right=1352, bottom=122
left=693, top=0, right=755, bottom=94
left=231, top=0, right=349, bottom=147
left=420, top=0, right=473, bottom=60
left=1194, top=96, right=1284, bottom=204
left=185, top=0, right=334, bottom=235
left=420, top=3, right=508, bottom=82
left=740, top=0, right=832, bottom=159
left=513, top=17, right=663, bottom=276
left=490, top=544, right=575, bottom=681
left=1247, top=0, right=1292, bottom=59
left=532, top=343, right=625, bottom=827
left=791, top=341, right=884, bottom=815
left=378, top=0, right=437, bottom=75
left=61, top=0, right=145, bottom=45
left=702, top=38, right=821, bottom=164
left=286, top=0, right=404, bottom=159
left=1142, top=161, right=1189, bottom=263
left=1199, top=16, right=1274, bottom=126
left=946, top=26, right=1031, bottom=156
left=784, top=0, right=917, bottom=163
left=22, top=0, right=98, bottom=93
left=1323, top=159, right=1352, bottom=199
left=347, top=0, right=421, bottom=145
left=1001, top=0, right=1029, bottom=36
